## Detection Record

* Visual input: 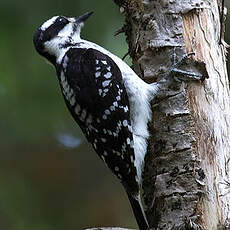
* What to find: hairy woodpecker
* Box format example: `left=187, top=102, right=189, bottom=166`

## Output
left=33, top=12, right=203, bottom=230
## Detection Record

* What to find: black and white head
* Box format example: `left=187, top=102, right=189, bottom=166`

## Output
left=33, top=12, right=93, bottom=65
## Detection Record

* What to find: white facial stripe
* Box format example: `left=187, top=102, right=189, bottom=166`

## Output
left=57, top=23, right=73, bottom=37
left=68, top=17, right=76, bottom=23
left=41, top=16, right=58, bottom=31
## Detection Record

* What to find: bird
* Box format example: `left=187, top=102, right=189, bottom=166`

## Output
left=33, top=11, right=204, bottom=230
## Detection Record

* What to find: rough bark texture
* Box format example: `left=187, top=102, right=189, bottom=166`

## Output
left=85, top=228, right=134, bottom=230
left=111, top=0, right=230, bottom=230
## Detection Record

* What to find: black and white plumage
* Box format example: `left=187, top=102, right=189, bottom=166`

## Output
left=33, top=12, right=160, bottom=230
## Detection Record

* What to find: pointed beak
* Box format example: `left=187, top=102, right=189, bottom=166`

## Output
left=74, top=11, right=93, bottom=24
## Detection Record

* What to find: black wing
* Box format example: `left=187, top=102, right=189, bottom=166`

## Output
left=58, top=48, right=139, bottom=194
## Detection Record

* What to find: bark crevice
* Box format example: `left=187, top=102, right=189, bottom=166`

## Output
left=112, top=0, right=230, bottom=229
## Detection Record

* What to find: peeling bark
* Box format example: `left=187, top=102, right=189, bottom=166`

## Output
left=112, top=0, right=230, bottom=230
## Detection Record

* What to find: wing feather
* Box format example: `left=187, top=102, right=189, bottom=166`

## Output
left=59, top=48, right=139, bottom=193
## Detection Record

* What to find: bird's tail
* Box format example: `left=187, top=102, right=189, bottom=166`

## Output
left=127, top=192, right=150, bottom=230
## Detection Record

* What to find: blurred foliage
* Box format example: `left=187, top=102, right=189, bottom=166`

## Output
left=0, top=0, right=229, bottom=230
left=0, top=1, right=134, bottom=230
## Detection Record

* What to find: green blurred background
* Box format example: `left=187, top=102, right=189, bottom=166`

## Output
left=0, top=1, right=229, bottom=230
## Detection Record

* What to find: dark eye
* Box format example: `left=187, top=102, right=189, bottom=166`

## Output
left=58, top=17, right=68, bottom=24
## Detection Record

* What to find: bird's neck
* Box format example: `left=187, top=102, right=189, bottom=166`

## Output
left=44, top=36, right=83, bottom=65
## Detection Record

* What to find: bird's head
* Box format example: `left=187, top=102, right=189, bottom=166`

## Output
left=33, top=12, right=93, bottom=65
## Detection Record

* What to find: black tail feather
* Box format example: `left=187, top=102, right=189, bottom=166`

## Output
left=127, top=192, right=150, bottom=230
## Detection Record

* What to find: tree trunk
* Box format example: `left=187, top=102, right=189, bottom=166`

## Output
left=85, top=228, right=134, bottom=230
left=111, top=0, right=230, bottom=230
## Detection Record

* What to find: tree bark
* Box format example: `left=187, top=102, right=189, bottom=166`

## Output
left=85, top=228, right=134, bottom=230
left=111, top=0, right=230, bottom=230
